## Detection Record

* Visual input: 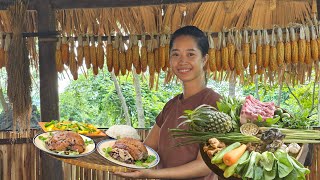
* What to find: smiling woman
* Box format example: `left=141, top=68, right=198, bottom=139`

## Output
left=115, top=26, right=221, bottom=180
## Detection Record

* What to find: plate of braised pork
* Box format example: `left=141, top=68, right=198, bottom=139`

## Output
left=97, top=137, right=160, bottom=169
left=33, top=131, right=95, bottom=158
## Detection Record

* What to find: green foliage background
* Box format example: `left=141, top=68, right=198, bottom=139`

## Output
left=58, top=70, right=319, bottom=128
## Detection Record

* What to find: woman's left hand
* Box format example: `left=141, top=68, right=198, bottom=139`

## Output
left=114, top=169, right=153, bottom=178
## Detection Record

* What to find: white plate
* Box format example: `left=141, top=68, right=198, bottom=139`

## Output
left=33, top=131, right=95, bottom=158
left=97, top=139, right=160, bottom=169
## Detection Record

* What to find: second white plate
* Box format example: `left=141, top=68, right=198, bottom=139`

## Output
left=97, top=139, right=160, bottom=169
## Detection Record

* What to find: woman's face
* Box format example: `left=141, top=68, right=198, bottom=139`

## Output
left=170, top=35, right=207, bottom=84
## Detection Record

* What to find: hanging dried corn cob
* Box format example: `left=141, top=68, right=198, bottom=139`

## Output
left=55, top=37, right=64, bottom=73
left=291, top=27, right=298, bottom=64
left=61, top=36, right=69, bottom=65
left=227, top=30, right=235, bottom=71
left=119, top=36, right=126, bottom=76
left=304, top=25, right=312, bottom=65
left=97, top=36, right=105, bottom=69
left=235, top=30, right=243, bottom=76
left=132, top=35, right=141, bottom=74
left=83, top=35, right=91, bottom=69
left=298, top=25, right=306, bottom=64
left=106, top=35, right=113, bottom=72
left=311, top=24, right=319, bottom=62
left=69, top=37, right=78, bottom=80
left=250, top=30, right=257, bottom=77
left=208, top=33, right=216, bottom=72
left=140, top=35, right=148, bottom=72
left=154, top=36, right=161, bottom=73
left=163, top=34, right=170, bottom=71
left=113, top=36, right=120, bottom=76
left=159, top=34, right=166, bottom=70
left=221, top=31, right=230, bottom=71
left=276, top=27, right=284, bottom=67
left=262, top=30, right=270, bottom=69
left=256, top=30, right=263, bottom=75
left=147, top=39, right=155, bottom=89
left=77, top=35, right=84, bottom=67
left=0, top=32, right=5, bottom=68
left=126, top=36, right=133, bottom=71
left=216, top=32, right=222, bottom=72
left=269, top=28, right=277, bottom=72
left=90, top=36, right=98, bottom=75
left=284, top=28, right=292, bottom=64
left=242, top=29, right=250, bottom=69
left=4, top=33, right=10, bottom=69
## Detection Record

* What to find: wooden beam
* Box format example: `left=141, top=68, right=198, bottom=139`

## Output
left=0, top=0, right=230, bottom=10
left=35, top=0, right=63, bottom=179
left=51, top=0, right=229, bottom=9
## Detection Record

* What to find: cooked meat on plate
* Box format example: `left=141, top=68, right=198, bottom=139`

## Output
left=109, top=137, right=148, bottom=164
left=46, top=131, right=85, bottom=153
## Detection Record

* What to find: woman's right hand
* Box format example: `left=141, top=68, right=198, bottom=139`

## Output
left=114, top=169, right=153, bottom=179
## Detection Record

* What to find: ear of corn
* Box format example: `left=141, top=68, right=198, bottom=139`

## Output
left=250, top=30, right=257, bottom=76
left=77, top=35, right=84, bottom=67
left=276, top=27, right=284, bottom=67
left=235, top=31, right=243, bottom=76
left=310, top=25, right=319, bottom=61
left=90, top=36, right=97, bottom=69
left=221, top=31, right=230, bottom=71
left=55, top=37, right=64, bottom=72
left=159, top=34, right=166, bottom=69
left=107, top=36, right=113, bottom=72
left=163, top=34, right=170, bottom=71
left=227, top=31, right=235, bottom=71
left=154, top=37, right=161, bottom=73
left=284, top=28, right=292, bottom=64
left=132, top=35, right=140, bottom=71
left=83, top=35, right=91, bottom=69
left=97, top=36, right=105, bottom=69
left=69, top=37, right=78, bottom=80
left=61, top=36, right=69, bottom=65
left=242, top=29, right=250, bottom=69
left=141, top=35, right=148, bottom=72
left=126, top=36, right=133, bottom=71
left=263, top=30, right=270, bottom=69
left=147, top=39, right=155, bottom=89
left=113, top=36, right=120, bottom=76
left=304, top=25, right=312, bottom=65
left=208, top=33, right=216, bottom=72
left=119, top=36, right=126, bottom=76
left=298, top=25, right=306, bottom=64
left=269, top=29, right=277, bottom=72
left=290, top=27, right=298, bottom=64
left=216, top=32, right=222, bottom=71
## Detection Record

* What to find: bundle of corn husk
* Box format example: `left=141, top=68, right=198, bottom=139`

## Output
left=6, top=0, right=32, bottom=137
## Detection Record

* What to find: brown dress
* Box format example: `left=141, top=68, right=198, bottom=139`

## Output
left=156, top=88, right=221, bottom=180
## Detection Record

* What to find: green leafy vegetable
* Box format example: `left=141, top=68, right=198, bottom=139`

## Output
left=102, top=147, right=113, bottom=157
left=39, top=136, right=47, bottom=142
left=260, top=151, right=276, bottom=171
left=84, top=139, right=94, bottom=146
left=274, top=149, right=294, bottom=178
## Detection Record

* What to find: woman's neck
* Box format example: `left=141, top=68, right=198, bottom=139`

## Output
left=182, top=82, right=206, bottom=99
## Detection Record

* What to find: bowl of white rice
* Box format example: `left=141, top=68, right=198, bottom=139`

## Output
left=105, top=125, right=141, bottom=140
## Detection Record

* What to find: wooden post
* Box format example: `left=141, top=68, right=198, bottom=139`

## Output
left=35, top=0, right=62, bottom=179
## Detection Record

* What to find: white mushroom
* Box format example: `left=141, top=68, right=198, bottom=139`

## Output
left=287, top=143, right=301, bottom=154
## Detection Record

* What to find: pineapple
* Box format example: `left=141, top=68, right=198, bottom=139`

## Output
left=178, top=104, right=233, bottom=134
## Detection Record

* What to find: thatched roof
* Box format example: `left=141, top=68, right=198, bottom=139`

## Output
left=0, top=0, right=316, bottom=35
